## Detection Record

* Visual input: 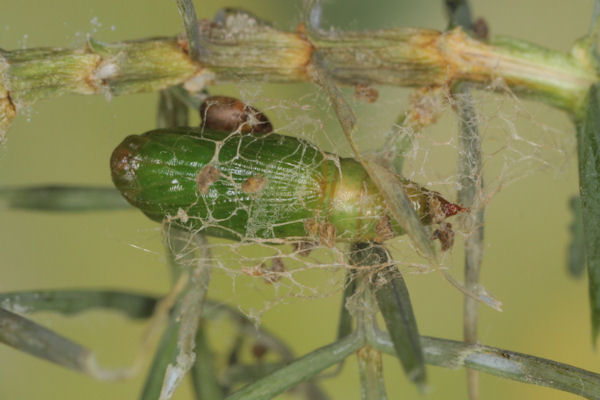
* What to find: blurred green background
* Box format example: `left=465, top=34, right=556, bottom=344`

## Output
left=0, top=1, right=596, bottom=399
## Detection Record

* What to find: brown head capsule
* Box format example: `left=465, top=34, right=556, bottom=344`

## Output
left=200, top=96, right=273, bottom=134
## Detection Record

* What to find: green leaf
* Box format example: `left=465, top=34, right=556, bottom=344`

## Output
left=0, top=307, right=128, bottom=380
left=444, top=0, right=473, bottom=30
left=0, top=290, right=157, bottom=319
left=157, top=87, right=189, bottom=129
left=575, top=82, right=600, bottom=343
left=224, top=333, right=363, bottom=400
left=337, top=270, right=356, bottom=339
left=191, top=322, right=224, bottom=400
left=0, top=307, right=94, bottom=373
left=140, top=320, right=180, bottom=400
left=349, top=243, right=426, bottom=388
left=0, top=186, right=129, bottom=212
left=567, top=196, right=586, bottom=278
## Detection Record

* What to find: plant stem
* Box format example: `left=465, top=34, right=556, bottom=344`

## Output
left=1, top=20, right=596, bottom=139
left=224, top=333, right=364, bottom=400
left=157, top=87, right=189, bottom=129
left=2, top=289, right=599, bottom=397
left=174, top=0, right=207, bottom=63
left=456, top=82, right=485, bottom=400
left=357, top=346, right=388, bottom=400
left=191, top=322, right=224, bottom=400
left=371, top=332, right=600, bottom=400
left=157, top=231, right=212, bottom=400
left=444, top=1, right=485, bottom=395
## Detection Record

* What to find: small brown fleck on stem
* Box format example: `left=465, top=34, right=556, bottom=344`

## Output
left=354, top=84, right=379, bottom=103
left=318, top=221, right=336, bottom=248
left=242, top=174, right=267, bottom=194
left=196, top=164, right=220, bottom=195
left=374, top=215, right=395, bottom=243
left=432, top=222, right=455, bottom=251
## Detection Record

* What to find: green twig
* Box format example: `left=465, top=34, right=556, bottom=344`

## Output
left=456, top=77, right=485, bottom=400
left=2, top=289, right=599, bottom=397
left=2, top=20, right=597, bottom=139
left=445, top=2, right=485, bottom=397
left=357, top=347, right=388, bottom=400
left=567, top=196, right=586, bottom=278
left=337, top=270, right=357, bottom=339
left=0, top=307, right=129, bottom=380
left=191, top=322, right=224, bottom=400
left=155, top=230, right=212, bottom=400
left=175, top=0, right=207, bottom=62
left=371, top=332, right=600, bottom=400
left=223, top=362, right=285, bottom=387
left=224, top=333, right=364, bottom=400
left=157, top=87, right=189, bottom=128
left=574, top=83, right=600, bottom=343
left=0, top=290, right=156, bottom=318
left=350, top=242, right=426, bottom=388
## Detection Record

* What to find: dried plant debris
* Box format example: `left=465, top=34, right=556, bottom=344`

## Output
left=318, top=221, right=337, bottom=248
left=432, top=222, right=455, bottom=251
left=374, top=215, right=395, bottom=243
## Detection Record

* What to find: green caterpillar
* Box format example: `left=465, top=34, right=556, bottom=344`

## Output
left=111, top=128, right=464, bottom=244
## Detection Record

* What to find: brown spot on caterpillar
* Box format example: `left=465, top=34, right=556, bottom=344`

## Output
left=196, top=165, right=221, bottom=195
left=374, top=215, right=394, bottom=243
left=354, top=84, right=379, bottom=103
left=242, top=174, right=267, bottom=194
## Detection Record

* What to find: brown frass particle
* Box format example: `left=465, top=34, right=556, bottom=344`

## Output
left=196, top=164, right=221, bottom=195
left=242, top=174, right=267, bottom=194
